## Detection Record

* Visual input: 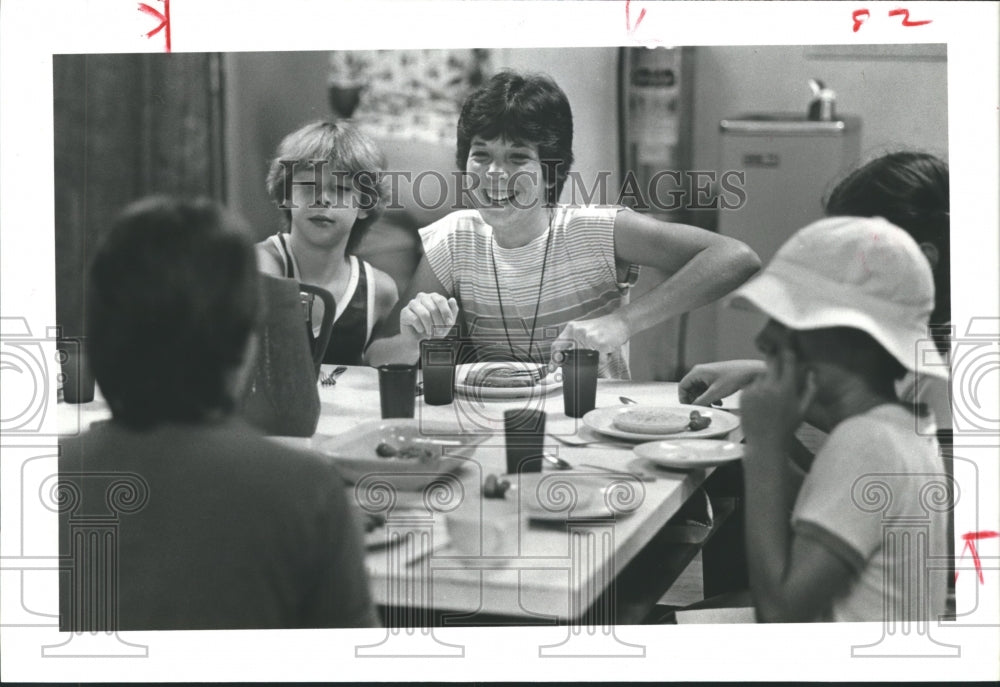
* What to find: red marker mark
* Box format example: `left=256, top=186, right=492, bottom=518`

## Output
left=626, top=0, right=647, bottom=35
left=138, top=0, right=171, bottom=52
left=852, top=9, right=870, bottom=32
left=888, top=8, right=932, bottom=27
left=956, top=530, right=999, bottom=584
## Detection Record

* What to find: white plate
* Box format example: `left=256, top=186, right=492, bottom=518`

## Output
left=454, top=362, right=562, bottom=400
left=582, top=405, right=740, bottom=441
left=634, top=439, right=745, bottom=470
left=317, top=419, right=484, bottom=490
left=505, top=472, right=636, bottom=521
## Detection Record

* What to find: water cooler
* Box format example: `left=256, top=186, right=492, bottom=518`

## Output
left=617, top=46, right=695, bottom=380
left=714, top=115, right=862, bottom=361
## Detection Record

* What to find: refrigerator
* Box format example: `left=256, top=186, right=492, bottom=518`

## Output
left=713, top=115, right=862, bottom=361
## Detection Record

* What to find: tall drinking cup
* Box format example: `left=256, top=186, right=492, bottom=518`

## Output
left=420, top=339, right=456, bottom=406
left=378, top=364, right=417, bottom=418
left=559, top=348, right=599, bottom=418
left=504, top=408, right=546, bottom=474
left=59, top=338, right=96, bottom=404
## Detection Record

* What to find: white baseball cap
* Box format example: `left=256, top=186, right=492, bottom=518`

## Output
left=729, top=216, right=947, bottom=377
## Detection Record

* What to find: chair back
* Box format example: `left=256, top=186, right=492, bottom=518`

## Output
left=239, top=274, right=322, bottom=437
left=298, top=283, right=336, bottom=375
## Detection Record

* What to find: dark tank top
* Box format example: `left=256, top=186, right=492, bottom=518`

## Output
left=270, top=233, right=372, bottom=365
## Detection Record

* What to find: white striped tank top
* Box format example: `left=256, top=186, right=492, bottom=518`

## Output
left=420, top=206, right=639, bottom=379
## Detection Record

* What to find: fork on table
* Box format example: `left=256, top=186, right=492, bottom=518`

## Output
left=320, top=365, right=348, bottom=386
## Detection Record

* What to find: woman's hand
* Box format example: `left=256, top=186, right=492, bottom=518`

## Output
left=678, top=360, right=766, bottom=406
left=550, top=312, right=630, bottom=365
left=741, top=348, right=817, bottom=454
left=399, top=292, right=459, bottom=338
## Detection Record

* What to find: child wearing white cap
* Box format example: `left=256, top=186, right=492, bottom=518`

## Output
left=733, top=215, right=950, bottom=622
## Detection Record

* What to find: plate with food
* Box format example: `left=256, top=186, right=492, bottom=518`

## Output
left=633, top=439, right=745, bottom=470
left=582, top=405, right=739, bottom=441
left=454, top=361, right=562, bottom=400
left=317, top=419, right=485, bottom=490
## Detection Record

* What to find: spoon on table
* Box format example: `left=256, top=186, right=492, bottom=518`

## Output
left=542, top=453, right=656, bottom=482
left=320, top=365, right=348, bottom=386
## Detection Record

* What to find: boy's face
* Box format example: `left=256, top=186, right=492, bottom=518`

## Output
left=466, top=136, right=550, bottom=230
left=287, top=163, right=367, bottom=249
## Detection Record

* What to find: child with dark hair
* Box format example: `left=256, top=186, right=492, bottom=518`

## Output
left=257, top=120, right=398, bottom=365
left=733, top=216, right=949, bottom=622
left=367, top=70, right=760, bottom=377
left=824, top=151, right=950, bottom=340
left=61, top=196, right=377, bottom=630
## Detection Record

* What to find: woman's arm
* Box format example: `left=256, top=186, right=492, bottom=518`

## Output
left=554, top=211, right=760, bottom=354
left=365, top=254, right=457, bottom=366
left=615, top=211, right=760, bottom=334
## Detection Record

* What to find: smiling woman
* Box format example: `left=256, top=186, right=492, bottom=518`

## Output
left=366, top=70, right=761, bottom=378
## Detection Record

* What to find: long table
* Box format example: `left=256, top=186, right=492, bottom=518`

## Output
left=56, top=365, right=743, bottom=627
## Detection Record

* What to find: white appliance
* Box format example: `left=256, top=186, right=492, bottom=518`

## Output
left=713, top=115, right=862, bottom=361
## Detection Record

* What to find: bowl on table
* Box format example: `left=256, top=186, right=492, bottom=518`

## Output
left=317, top=419, right=484, bottom=490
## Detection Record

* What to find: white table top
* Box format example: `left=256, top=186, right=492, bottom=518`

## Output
left=56, top=365, right=742, bottom=623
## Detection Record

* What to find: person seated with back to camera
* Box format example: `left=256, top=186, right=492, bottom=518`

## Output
left=680, top=151, right=952, bottom=453
left=256, top=120, right=399, bottom=366
left=709, top=215, right=950, bottom=622
left=366, top=70, right=761, bottom=377
left=59, top=196, right=378, bottom=630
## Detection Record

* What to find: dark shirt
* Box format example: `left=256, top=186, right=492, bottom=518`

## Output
left=58, top=417, right=378, bottom=630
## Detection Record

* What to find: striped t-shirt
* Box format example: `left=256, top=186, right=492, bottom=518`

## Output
left=420, top=206, right=639, bottom=379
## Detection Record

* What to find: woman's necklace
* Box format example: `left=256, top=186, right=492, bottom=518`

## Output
left=489, top=210, right=555, bottom=363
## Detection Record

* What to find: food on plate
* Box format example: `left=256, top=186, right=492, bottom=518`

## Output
left=375, top=442, right=398, bottom=458
left=374, top=440, right=435, bottom=462
left=688, top=410, right=712, bottom=431
left=612, top=407, right=692, bottom=435
left=466, top=364, right=545, bottom=388
left=482, top=473, right=512, bottom=499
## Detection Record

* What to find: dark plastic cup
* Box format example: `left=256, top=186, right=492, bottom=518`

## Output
left=420, top=339, right=456, bottom=406
left=59, top=338, right=95, bottom=404
left=559, top=348, right=599, bottom=418
left=378, top=364, right=417, bottom=418
left=504, top=408, right=546, bottom=474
